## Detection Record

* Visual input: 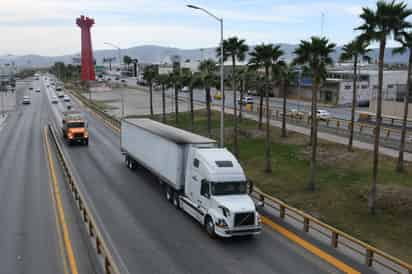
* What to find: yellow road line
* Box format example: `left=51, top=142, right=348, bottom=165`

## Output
left=43, top=127, right=79, bottom=274
left=42, top=131, right=70, bottom=274
left=262, top=216, right=361, bottom=274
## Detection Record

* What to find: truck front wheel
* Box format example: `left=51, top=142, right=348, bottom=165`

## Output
left=172, top=192, right=180, bottom=209
left=205, top=216, right=216, bottom=238
left=165, top=186, right=173, bottom=202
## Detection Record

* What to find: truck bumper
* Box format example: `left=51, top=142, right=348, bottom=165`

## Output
left=215, top=226, right=262, bottom=238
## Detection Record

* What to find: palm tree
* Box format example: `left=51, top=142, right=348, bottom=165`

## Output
left=199, top=59, right=217, bottom=137
left=155, top=74, right=171, bottom=123
left=249, top=44, right=284, bottom=173
left=293, top=36, right=336, bottom=191
left=123, top=55, right=132, bottom=70
left=217, top=37, right=249, bottom=158
left=356, top=0, right=412, bottom=214
left=143, top=65, right=158, bottom=117
left=340, top=37, right=371, bottom=152
left=393, top=31, right=412, bottom=172
left=276, top=64, right=298, bottom=138
left=170, top=70, right=182, bottom=125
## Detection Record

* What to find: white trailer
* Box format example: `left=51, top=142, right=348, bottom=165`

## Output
left=121, top=118, right=262, bottom=238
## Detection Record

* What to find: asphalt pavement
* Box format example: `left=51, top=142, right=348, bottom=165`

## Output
left=0, top=77, right=96, bottom=274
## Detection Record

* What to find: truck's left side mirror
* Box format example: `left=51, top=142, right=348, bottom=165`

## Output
left=247, top=179, right=254, bottom=195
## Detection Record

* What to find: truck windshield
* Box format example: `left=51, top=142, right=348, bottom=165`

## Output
left=68, top=122, right=84, bottom=128
left=211, top=181, right=247, bottom=196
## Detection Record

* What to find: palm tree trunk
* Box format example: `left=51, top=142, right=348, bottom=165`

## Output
left=162, top=83, right=166, bottom=123
left=232, top=58, right=239, bottom=158
left=281, top=79, right=287, bottom=137
left=348, top=55, right=358, bottom=151
left=239, top=79, right=244, bottom=121
left=175, top=84, right=179, bottom=124
left=369, top=38, right=386, bottom=214
left=190, top=87, right=194, bottom=131
left=396, top=50, right=412, bottom=172
left=265, top=66, right=272, bottom=173
left=259, top=87, right=264, bottom=130
left=149, top=82, right=154, bottom=117
left=308, top=79, right=319, bottom=191
left=206, top=87, right=212, bottom=137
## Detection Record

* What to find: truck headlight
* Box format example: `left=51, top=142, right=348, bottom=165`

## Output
left=68, top=133, right=73, bottom=139
left=216, top=218, right=228, bottom=228
left=219, top=206, right=230, bottom=217
left=257, top=213, right=262, bottom=225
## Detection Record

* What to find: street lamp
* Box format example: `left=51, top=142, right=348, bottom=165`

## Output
left=104, top=42, right=124, bottom=118
left=187, top=4, right=225, bottom=148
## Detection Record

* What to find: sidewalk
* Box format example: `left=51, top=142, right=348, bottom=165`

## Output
left=214, top=106, right=412, bottom=161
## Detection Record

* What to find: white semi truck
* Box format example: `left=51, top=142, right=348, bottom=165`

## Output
left=121, top=118, right=262, bottom=237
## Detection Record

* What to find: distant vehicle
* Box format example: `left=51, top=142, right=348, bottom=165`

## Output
left=288, top=109, right=305, bottom=119
left=115, top=76, right=120, bottom=81
left=181, top=86, right=190, bottom=93
left=107, top=78, right=111, bottom=81
left=238, top=96, right=254, bottom=105
left=29, top=87, right=33, bottom=91
left=121, top=118, right=262, bottom=238
left=62, top=111, right=88, bottom=145
left=22, top=96, right=31, bottom=104
left=51, top=96, right=58, bottom=104
left=247, top=90, right=258, bottom=96
left=63, top=95, right=71, bottom=102
left=57, top=91, right=64, bottom=98
left=214, top=91, right=222, bottom=100
left=46, top=85, right=50, bottom=88
left=121, top=79, right=126, bottom=83
left=56, top=87, right=62, bottom=92
left=35, top=89, right=41, bottom=93
left=309, top=109, right=331, bottom=121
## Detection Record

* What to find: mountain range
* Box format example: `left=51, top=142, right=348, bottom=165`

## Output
left=0, top=44, right=409, bottom=67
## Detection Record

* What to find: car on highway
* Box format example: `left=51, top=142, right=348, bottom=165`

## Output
left=181, top=86, right=190, bottom=93
left=22, top=96, right=31, bottom=104
left=29, top=87, right=33, bottom=91
left=35, top=89, right=41, bottom=93
left=115, top=76, right=120, bottom=81
left=51, top=96, right=58, bottom=104
left=288, top=109, right=305, bottom=119
left=238, top=96, right=254, bottom=105
left=57, top=91, right=64, bottom=98
left=309, top=109, right=332, bottom=121
left=63, top=95, right=71, bottom=102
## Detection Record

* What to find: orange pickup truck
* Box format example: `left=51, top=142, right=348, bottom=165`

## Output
left=62, top=111, right=89, bottom=146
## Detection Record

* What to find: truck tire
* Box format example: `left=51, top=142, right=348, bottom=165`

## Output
left=172, top=192, right=180, bottom=209
left=205, top=216, right=216, bottom=238
left=165, top=186, right=173, bottom=202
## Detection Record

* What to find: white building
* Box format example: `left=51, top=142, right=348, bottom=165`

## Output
left=320, top=69, right=407, bottom=105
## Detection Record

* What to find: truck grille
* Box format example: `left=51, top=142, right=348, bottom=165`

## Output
left=74, top=133, right=84, bottom=138
left=234, top=212, right=255, bottom=227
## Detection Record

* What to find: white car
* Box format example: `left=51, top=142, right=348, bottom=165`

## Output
left=238, top=96, right=254, bottom=105
left=22, top=96, right=31, bottom=104
left=310, top=109, right=331, bottom=121
left=57, top=91, right=64, bottom=98
left=51, top=96, right=58, bottom=104
left=63, top=95, right=71, bottom=102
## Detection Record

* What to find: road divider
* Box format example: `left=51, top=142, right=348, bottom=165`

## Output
left=70, top=87, right=412, bottom=274
left=46, top=124, right=121, bottom=274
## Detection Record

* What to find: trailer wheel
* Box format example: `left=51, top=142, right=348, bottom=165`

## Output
left=205, top=216, right=216, bottom=238
left=172, top=192, right=180, bottom=209
left=165, top=186, right=173, bottom=202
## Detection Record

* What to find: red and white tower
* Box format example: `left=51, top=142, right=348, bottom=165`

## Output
left=76, top=15, right=96, bottom=81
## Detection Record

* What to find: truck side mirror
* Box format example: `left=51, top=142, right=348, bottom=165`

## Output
left=247, top=179, right=254, bottom=195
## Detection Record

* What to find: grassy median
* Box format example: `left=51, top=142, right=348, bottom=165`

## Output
left=142, top=109, right=412, bottom=263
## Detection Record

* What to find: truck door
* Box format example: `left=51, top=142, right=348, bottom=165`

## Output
left=198, top=179, right=211, bottom=217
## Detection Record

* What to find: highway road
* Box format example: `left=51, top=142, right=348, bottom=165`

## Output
left=0, top=78, right=96, bottom=274
left=44, top=77, right=376, bottom=273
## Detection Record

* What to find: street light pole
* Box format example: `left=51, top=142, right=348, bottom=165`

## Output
left=187, top=4, right=225, bottom=148
left=104, top=42, right=124, bottom=118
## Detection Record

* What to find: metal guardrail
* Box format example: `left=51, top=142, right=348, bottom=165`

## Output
left=72, top=88, right=412, bottom=274
left=47, top=124, right=121, bottom=274
left=251, top=189, right=412, bottom=274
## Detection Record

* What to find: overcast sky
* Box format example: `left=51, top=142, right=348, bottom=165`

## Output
left=1, top=0, right=411, bottom=56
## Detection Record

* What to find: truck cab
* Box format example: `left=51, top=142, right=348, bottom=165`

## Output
left=182, top=147, right=261, bottom=237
